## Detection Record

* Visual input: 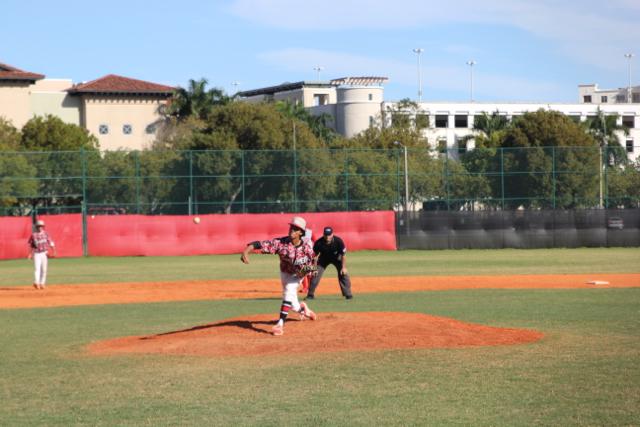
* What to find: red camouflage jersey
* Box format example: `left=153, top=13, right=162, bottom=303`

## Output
left=28, top=230, right=55, bottom=253
left=258, top=236, right=315, bottom=277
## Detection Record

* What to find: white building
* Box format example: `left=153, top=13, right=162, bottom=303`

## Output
left=239, top=78, right=640, bottom=161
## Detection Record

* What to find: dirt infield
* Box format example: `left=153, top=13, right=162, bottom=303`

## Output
left=5, top=274, right=633, bottom=357
left=1, top=273, right=639, bottom=309
left=87, top=312, right=545, bottom=357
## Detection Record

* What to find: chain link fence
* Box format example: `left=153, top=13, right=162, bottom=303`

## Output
left=1, top=146, right=639, bottom=216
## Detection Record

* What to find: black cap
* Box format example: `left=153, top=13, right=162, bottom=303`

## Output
left=323, top=227, right=333, bottom=236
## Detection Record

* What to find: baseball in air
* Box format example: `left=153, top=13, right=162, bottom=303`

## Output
left=193, top=216, right=201, bottom=224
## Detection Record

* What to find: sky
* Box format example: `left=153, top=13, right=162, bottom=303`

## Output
left=1, top=0, right=638, bottom=103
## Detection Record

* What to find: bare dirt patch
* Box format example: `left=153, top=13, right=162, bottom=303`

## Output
left=1, top=273, right=638, bottom=309
left=87, top=312, right=544, bottom=357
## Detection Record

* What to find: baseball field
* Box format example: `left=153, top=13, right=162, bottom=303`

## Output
left=1, top=248, right=639, bottom=426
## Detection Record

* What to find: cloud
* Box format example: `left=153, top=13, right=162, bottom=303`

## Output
left=259, top=48, right=564, bottom=101
left=231, top=0, right=639, bottom=70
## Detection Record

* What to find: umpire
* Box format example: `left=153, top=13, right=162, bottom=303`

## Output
left=306, top=226, right=353, bottom=300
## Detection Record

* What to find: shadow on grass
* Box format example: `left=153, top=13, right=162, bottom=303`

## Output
left=143, top=318, right=304, bottom=338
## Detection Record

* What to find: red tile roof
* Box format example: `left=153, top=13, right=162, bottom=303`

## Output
left=68, top=74, right=175, bottom=95
left=0, top=62, right=45, bottom=81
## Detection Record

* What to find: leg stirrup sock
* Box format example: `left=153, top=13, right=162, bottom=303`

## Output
left=279, top=300, right=292, bottom=322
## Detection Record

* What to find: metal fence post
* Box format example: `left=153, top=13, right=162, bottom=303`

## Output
left=552, top=146, right=556, bottom=209
left=81, top=148, right=88, bottom=256
left=189, top=150, right=194, bottom=215
left=500, top=147, right=505, bottom=210
left=241, top=150, right=246, bottom=213
left=345, top=150, right=349, bottom=211
left=135, top=150, right=141, bottom=214
left=293, top=148, right=298, bottom=212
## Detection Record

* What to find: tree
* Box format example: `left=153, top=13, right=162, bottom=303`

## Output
left=275, top=100, right=339, bottom=144
left=165, top=78, right=230, bottom=121
left=583, top=108, right=628, bottom=166
left=0, top=118, right=38, bottom=213
left=156, top=102, right=335, bottom=213
left=499, top=110, right=599, bottom=208
left=20, top=115, right=100, bottom=212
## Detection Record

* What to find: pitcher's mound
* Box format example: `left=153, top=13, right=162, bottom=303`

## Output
left=88, top=312, right=542, bottom=358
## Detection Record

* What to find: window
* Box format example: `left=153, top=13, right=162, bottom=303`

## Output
left=435, top=115, right=448, bottom=128
left=99, top=124, right=109, bottom=135
left=313, top=94, right=328, bottom=106
left=622, top=116, right=635, bottom=129
left=569, top=115, right=581, bottom=123
left=633, top=93, right=640, bottom=103
left=626, top=139, right=634, bottom=153
left=368, top=93, right=373, bottom=101
left=583, top=95, right=592, bottom=103
left=145, top=124, right=157, bottom=134
left=123, top=124, right=132, bottom=135
left=369, top=116, right=375, bottom=127
left=616, top=94, right=626, bottom=102
left=601, top=95, right=608, bottom=103
left=454, top=115, right=468, bottom=128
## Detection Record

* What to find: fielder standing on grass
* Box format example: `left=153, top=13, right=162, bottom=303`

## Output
left=306, top=226, right=353, bottom=300
left=240, top=216, right=317, bottom=336
left=27, top=219, right=56, bottom=290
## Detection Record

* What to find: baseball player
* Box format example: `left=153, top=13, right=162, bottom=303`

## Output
left=240, top=216, right=317, bottom=336
left=27, top=219, right=56, bottom=290
left=306, top=226, right=353, bottom=300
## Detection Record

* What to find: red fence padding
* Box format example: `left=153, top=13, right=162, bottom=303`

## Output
left=0, top=214, right=83, bottom=260
left=87, top=211, right=396, bottom=257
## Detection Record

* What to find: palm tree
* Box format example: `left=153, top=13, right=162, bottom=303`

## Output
left=584, top=108, right=629, bottom=166
left=469, top=111, right=510, bottom=147
left=275, top=100, right=337, bottom=143
left=166, top=78, right=230, bottom=121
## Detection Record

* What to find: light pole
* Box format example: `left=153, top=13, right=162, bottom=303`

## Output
left=624, top=53, right=634, bottom=103
left=313, top=65, right=324, bottom=81
left=413, top=48, right=424, bottom=102
left=466, top=60, right=476, bottom=102
left=231, top=81, right=240, bottom=95
left=394, top=141, right=409, bottom=213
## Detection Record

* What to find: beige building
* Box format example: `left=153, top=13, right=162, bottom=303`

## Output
left=0, top=62, right=173, bottom=150
left=238, top=77, right=387, bottom=137
left=579, top=83, right=640, bottom=104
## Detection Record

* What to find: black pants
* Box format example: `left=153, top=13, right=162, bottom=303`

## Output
left=308, top=262, right=352, bottom=298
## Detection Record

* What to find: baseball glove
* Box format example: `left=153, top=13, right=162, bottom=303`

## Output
left=299, top=264, right=318, bottom=275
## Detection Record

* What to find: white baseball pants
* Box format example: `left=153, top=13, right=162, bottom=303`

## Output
left=33, top=252, right=49, bottom=286
left=280, top=271, right=303, bottom=311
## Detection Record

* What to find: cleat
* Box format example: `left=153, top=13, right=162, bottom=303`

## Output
left=272, top=324, right=284, bottom=336
left=300, top=302, right=316, bottom=321
left=305, top=295, right=315, bottom=300
left=33, top=284, right=38, bottom=290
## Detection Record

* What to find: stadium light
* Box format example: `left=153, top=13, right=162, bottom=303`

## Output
left=313, top=66, right=324, bottom=81
left=466, top=60, right=476, bottom=102
left=624, top=53, right=634, bottom=103
left=413, top=48, right=424, bottom=102
left=394, top=141, right=409, bottom=213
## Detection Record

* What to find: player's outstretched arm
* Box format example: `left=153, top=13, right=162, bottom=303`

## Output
left=241, top=241, right=262, bottom=264
left=240, top=244, right=253, bottom=264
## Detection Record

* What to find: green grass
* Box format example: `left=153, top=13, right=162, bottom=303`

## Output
left=1, top=247, right=639, bottom=286
left=1, top=290, right=639, bottom=426
left=1, top=248, right=639, bottom=425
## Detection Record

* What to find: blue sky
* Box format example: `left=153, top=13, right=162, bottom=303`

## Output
left=2, top=0, right=638, bottom=103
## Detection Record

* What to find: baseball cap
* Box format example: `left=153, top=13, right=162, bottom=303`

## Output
left=35, top=220, right=45, bottom=227
left=289, top=216, right=307, bottom=231
left=323, top=226, right=333, bottom=236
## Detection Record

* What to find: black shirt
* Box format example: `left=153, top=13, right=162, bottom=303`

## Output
left=313, top=236, right=347, bottom=267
